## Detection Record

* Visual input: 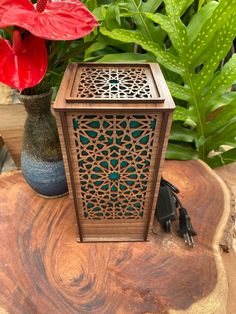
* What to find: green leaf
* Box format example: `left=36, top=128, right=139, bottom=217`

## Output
left=84, top=42, right=108, bottom=56
left=205, top=121, right=236, bottom=152
left=121, top=0, right=163, bottom=41
left=105, top=4, right=121, bottom=30
left=84, top=0, right=98, bottom=11
left=100, top=27, right=185, bottom=74
left=187, top=1, right=218, bottom=44
left=141, top=0, right=162, bottom=12
left=173, top=105, right=195, bottom=122
left=202, top=54, right=236, bottom=111
left=167, top=81, right=192, bottom=101
left=194, top=13, right=236, bottom=90
left=170, top=122, right=197, bottom=142
left=96, top=52, right=156, bottom=62
left=207, top=148, right=236, bottom=168
left=206, top=92, right=236, bottom=113
left=146, top=12, right=188, bottom=58
left=188, top=0, right=236, bottom=64
left=93, top=5, right=108, bottom=21
left=198, top=0, right=205, bottom=11
left=206, top=102, right=236, bottom=135
left=166, top=143, right=198, bottom=160
left=164, top=0, right=195, bottom=16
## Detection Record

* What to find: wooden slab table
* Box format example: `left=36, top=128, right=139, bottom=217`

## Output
left=0, top=160, right=230, bottom=314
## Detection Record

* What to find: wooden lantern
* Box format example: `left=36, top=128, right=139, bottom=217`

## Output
left=53, top=63, right=175, bottom=242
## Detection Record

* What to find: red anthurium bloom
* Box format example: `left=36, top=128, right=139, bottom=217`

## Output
left=0, top=0, right=98, bottom=40
left=0, top=30, right=47, bottom=91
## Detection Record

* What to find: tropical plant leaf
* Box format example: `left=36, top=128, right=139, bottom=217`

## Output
left=91, top=0, right=236, bottom=167
left=119, top=0, right=163, bottom=42
left=202, top=54, right=236, bottom=112
left=188, top=0, right=236, bottom=64
left=173, top=105, right=195, bottom=122
left=205, top=121, right=236, bottom=152
left=145, top=12, right=188, bottom=58
left=207, top=148, right=236, bottom=168
left=206, top=102, right=236, bottom=135
left=100, top=27, right=185, bottom=74
left=95, top=52, right=156, bottom=62
left=167, top=81, right=192, bottom=101
left=170, top=122, right=197, bottom=142
left=165, top=0, right=194, bottom=16
left=83, top=0, right=98, bottom=11
left=194, top=14, right=236, bottom=90
left=187, top=1, right=218, bottom=43
left=166, top=143, right=198, bottom=160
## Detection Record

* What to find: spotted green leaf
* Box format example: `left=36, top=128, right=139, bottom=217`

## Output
left=100, top=27, right=185, bottom=74
left=167, top=81, right=192, bottom=101
left=188, top=0, right=236, bottom=64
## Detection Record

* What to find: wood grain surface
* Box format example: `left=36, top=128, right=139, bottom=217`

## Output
left=0, top=160, right=230, bottom=314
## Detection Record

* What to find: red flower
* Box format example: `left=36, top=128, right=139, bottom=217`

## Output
left=0, top=0, right=98, bottom=40
left=0, top=30, right=47, bottom=91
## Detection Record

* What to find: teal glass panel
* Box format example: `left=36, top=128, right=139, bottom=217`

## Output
left=151, top=119, right=156, bottom=130
left=80, top=135, right=89, bottom=144
left=85, top=130, right=97, bottom=138
left=100, top=161, right=108, bottom=169
left=102, top=150, right=108, bottom=156
left=132, top=130, right=143, bottom=138
left=109, top=172, right=120, bottom=180
left=101, top=184, right=109, bottom=191
left=91, top=174, right=100, bottom=179
left=111, top=159, right=118, bottom=167
left=82, top=151, right=88, bottom=156
left=130, top=121, right=141, bottom=128
left=93, top=167, right=101, bottom=173
left=103, top=121, right=110, bottom=128
left=73, top=118, right=78, bottom=130
left=121, top=161, right=128, bottom=168
left=99, top=135, right=105, bottom=141
left=94, top=181, right=102, bottom=186
left=140, top=135, right=149, bottom=144
left=88, top=121, right=100, bottom=128
left=127, top=166, right=135, bottom=172
left=116, top=138, right=122, bottom=145
left=120, top=121, right=126, bottom=128
left=111, top=185, right=117, bottom=192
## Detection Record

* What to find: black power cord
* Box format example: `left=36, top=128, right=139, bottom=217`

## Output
left=155, top=177, right=197, bottom=247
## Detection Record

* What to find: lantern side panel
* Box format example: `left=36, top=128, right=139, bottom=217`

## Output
left=66, top=112, right=162, bottom=241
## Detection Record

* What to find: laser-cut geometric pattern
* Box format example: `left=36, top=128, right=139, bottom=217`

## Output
left=72, top=114, right=158, bottom=220
left=76, top=67, right=152, bottom=99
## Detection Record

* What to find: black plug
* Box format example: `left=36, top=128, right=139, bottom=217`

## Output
left=178, top=207, right=197, bottom=247
left=155, top=186, right=177, bottom=232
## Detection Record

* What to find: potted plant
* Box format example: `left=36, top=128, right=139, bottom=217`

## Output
left=0, top=0, right=98, bottom=197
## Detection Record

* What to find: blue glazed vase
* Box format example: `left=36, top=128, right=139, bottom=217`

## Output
left=19, top=90, right=68, bottom=197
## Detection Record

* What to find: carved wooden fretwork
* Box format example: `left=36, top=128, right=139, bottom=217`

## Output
left=76, top=67, right=153, bottom=99
left=72, top=114, right=158, bottom=220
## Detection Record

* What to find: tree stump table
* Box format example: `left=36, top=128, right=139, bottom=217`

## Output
left=0, top=160, right=230, bottom=314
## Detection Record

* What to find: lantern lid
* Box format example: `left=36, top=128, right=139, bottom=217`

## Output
left=54, top=63, right=175, bottom=111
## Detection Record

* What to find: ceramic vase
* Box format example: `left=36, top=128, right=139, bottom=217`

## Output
left=19, top=90, right=68, bottom=197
